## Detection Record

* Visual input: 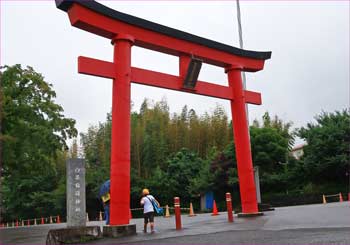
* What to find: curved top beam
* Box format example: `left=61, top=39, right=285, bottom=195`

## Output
left=56, top=0, right=271, bottom=61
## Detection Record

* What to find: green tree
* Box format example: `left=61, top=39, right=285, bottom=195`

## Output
left=210, top=104, right=229, bottom=151
left=79, top=99, right=235, bottom=209
left=69, top=138, right=79, bottom=158
left=250, top=127, right=289, bottom=173
left=1, top=65, right=77, bottom=220
left=164, top=148, right=205, bottom=202
left=188, top=159, right=214, bottom=197
left=212, top=112, right=294, bottom=197
left=298, top=110, right=350, bottom=188
left=254, top=112, right=295, bottom=149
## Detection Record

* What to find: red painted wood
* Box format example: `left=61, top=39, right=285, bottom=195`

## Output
left=179, top=55, right=191, bottom=78
left=68, top=4, right=266, bottom=71
left=245, top=91, right=262, bottom=105
left=228, top=68, right=259, bottom=214
left=109, top=35, right=134, bottom=225
left=78, top=56, right=261, bottom=105
left=78, top=56, right=114, bottom=79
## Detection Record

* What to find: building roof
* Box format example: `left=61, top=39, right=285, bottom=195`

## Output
left=291, top=144, right=306, bottom=151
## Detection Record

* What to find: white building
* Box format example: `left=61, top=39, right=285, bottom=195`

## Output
left=290, top=144, right=306, bottom=160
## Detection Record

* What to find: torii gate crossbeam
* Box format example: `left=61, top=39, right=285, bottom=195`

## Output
left=56, top=0, right=271, bottom=226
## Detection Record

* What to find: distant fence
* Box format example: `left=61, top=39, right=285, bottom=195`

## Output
left=0, top=215, right=61, bottom=228
left=0, top=205, right=193, bottom=228
left=261, top=192, right=347, bottom=207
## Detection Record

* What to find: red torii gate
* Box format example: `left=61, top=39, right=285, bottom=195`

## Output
left=56, top=0, right=271, bottom=225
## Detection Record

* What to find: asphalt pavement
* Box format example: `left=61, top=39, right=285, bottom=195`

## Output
left=1, top=201, right=349, bottom=244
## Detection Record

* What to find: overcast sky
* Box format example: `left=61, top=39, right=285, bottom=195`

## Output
left=1, top=1, right=349, bottom=145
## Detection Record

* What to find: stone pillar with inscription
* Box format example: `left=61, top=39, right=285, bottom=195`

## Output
left=67, top=158, right=86, bottom=227
left=254, top=166, right=261, bottom=204
left=46, top=159, right=101, bottom=244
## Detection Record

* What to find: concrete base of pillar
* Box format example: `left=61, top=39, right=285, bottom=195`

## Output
left=103, top=224, right=136, bottom=238
left=237, top=212, right=264, bottom=218
left=46, top=226, right=101, bottom=245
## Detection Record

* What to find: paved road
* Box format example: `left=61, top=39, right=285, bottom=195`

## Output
left=119, top=228, right=350, bottom=244
left=1, top=202, right=349, bottom=244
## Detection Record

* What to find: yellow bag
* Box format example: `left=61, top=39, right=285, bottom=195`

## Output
left=102, top=193, right=110, bottom=203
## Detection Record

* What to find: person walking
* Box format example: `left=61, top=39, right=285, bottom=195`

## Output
left=140, top=188, right=160, bottom=233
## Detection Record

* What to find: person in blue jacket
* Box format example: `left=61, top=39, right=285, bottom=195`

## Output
left=99, top=180, right=110, bottom=225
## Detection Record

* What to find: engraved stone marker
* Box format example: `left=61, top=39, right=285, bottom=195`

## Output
left=254, top=166, right=261, bottom=204
left=67, top=158, right=86, bottom=227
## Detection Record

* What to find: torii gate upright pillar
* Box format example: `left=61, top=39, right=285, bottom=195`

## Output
left=227, top=67, right=259, bottom=214
left=110, top=34, right=134, bottom=225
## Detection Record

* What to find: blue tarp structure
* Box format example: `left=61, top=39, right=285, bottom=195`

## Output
left=205, top=191, right=214, bottom=209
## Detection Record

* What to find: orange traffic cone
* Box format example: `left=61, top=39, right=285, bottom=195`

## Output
left=211, top=200, right=219, bottom=216
left=99, top=211, right=103, bottom=221
left=188, top=203, right=196, bottom=217
left=57, top=215, right=61, bottom=224
left=41, top=217, right=44, bottom=225
left=322, top=194, right=327, bottom=204
left=339, top=193, right=343, bottom=202
left=164, top=205, right=171, bottom=218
